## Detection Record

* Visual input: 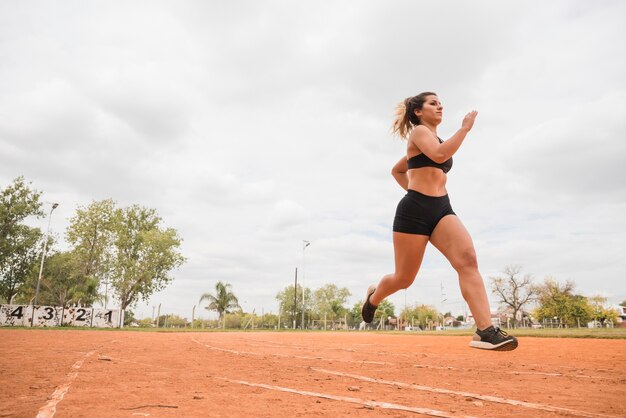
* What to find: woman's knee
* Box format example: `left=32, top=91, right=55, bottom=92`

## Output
left=452, top=248, right=478, bottom=272
left=393, top=272, right=416, bottom=289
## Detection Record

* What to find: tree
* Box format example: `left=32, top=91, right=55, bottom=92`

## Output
left=22, top=251, right=100, bottom=307
left=311, top=283, right=351, bottom=321
left=200, top=281, right=241, bottom=328
left=376, top=299, right=395, bottom=326
left=66, top=199, right=116, bottom=286
left=157, top=314, right=187, bottom=328
left=0, top=226, right=43, bottom=303
left=275, top=284, right=312, bottom=328
left=347, top=302, right=363, bottom=328
left=110, top=205, right=185, bottom=310
left=400, top=304, right=439, bottom=329
left=257, top=312, right=279, bottom=329
left=490, top=265, right=536, bottom=327
left=620, top=300, right=626, bottom=307
left=137, top=317, right=154, bottom=328
left=587, top=295, right=619, bottom=326
left=66, top=200, right=185, bottom=310
left=533, top=277, right=593, bottom=326
left=0, top=177, right=44, bottom=302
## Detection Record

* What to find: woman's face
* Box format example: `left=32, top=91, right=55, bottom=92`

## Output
left=415, top=95, right=443, bottom=125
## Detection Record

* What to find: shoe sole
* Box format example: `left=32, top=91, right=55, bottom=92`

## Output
left=469, top=339, right=518, bottom=351
left=361, top=286, right=377, bottom=323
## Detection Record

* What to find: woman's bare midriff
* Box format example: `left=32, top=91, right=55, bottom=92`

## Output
left=407, top=167, right=448, bottom=196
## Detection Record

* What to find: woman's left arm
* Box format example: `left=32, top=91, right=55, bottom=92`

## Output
left=391, top=157, right=409, bottom=190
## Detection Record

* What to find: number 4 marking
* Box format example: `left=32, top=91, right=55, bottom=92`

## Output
left=10, top=306, right=24, bottom=319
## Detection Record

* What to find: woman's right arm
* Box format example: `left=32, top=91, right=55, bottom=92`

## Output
left=391, top=157, right=409, bottom=190
left=410, top=111, right=477, bottom=163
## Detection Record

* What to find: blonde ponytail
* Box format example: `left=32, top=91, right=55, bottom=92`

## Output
left=390, top=92, right=437, bottom=139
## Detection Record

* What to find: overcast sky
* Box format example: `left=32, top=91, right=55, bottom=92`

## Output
left=2, top=1, right=625, bottom=320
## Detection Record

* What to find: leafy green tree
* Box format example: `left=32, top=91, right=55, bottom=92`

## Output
left=0, top=177, right=43, bottom=254
left=400, top=304, right=439, bottom=329
left=200, top=281, right=241, bottom=328
left=30, top=251, right=98, bottom=306
left=533, top=277, right=593, bottom=326
left=1, top=226, right=43, bottom=303
left=260, top=312, right=279, bottom=329
left=311, top=283, right=351, bottom=321
left=0, top=177, right=44, bottom=302
left=347, top=302, right=363, bottom=327
left=66, top=199, right=116, bottom=286
left=376, top=299, right=395, bottom=324
left=224, top=312, right=243, bottom=329
left=137, top=317, right=154, bottom=327
left=66, top=200, right=185, bottom=310
left=124, top=310, right=137, bottom=326
left=110, top=205, right=185, bottom=310
left=588, top=295, right=619, bottom=326
left=157, top=314, right=187, bottom=328
left=620, top=300, right=626, bottom=307
left=490, top=265, right=536, bottom=327
left=275, top=284, right=312, bottom=328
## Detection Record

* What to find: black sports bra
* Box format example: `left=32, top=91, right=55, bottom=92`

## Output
left=407, top=137, right=453, bottom=173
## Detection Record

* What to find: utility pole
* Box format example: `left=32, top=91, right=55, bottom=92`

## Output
left=440, top=282, right=447, bottom=328
left=293, top=267, right=298, bottom=329
left=301, top=240, right=310, bottom=329
left=103, top=277, right=109, bottom=309
left=34, top=202, right=59, bottom=306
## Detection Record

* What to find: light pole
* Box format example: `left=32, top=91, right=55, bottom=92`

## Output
left=34, top=202, right=59, bottom=306
left=102, top=276, right=110, bottom=309
left=301, top=240, right=310, bottom=329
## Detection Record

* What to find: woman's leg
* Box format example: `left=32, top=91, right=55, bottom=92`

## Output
left=428, top=215, right=492, bottom=330
left=369, top=232, right=429, bottom=305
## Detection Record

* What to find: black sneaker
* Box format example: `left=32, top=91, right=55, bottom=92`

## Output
left=469, top=326, right=518, bottom=351
left=361, top=285, right=378, bottom=323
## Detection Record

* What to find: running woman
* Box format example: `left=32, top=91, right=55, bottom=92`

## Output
left=361, top=92, right=518, bottom=351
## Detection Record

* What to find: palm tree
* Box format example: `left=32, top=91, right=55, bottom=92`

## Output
left=199, top=281, right=240, bottom=328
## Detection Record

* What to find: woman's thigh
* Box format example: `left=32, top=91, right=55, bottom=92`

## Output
left=429, top=215, right=477, bottom=271
left=393, top=231, right=430, bottom=283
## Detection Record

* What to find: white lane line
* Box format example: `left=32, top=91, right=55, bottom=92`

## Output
left=244, top=341, right=419, bottom=357
left=414, top=364, right=605, bottom=380
left=217, top=377, right=476, bottom=418
left=313, top=368, right=619, bottom=418
left=246, top=341, right=357, bottom=353
left=190, top=337, right=392, bottom=365
left=36, top=350, right=96, bottom=418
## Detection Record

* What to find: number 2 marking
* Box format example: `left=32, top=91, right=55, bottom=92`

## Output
left=76, top=309, right=87, bottom=321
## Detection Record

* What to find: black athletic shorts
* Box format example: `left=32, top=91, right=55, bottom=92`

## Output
left=392, top=189, right=456, bottom=236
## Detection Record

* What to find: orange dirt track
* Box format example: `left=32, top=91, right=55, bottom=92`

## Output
left=1, top=330, right=625, bottom=418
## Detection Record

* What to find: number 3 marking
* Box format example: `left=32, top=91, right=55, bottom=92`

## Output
left=43, top=307, right=54, bottom=320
